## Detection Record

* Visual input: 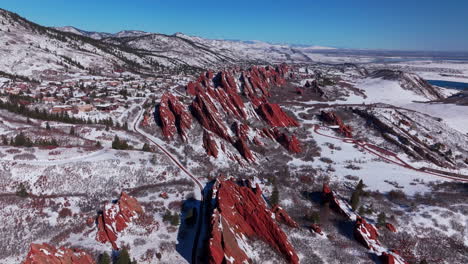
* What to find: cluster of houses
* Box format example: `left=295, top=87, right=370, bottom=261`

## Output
left=0, top=73, right=193, bottom=116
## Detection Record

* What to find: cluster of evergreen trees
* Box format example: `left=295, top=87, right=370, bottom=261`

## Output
left=1, top=133, right=58, bottom=147
left=98, top=249, right=137, bottom=264
left=112, top=135, right=131, bottom=150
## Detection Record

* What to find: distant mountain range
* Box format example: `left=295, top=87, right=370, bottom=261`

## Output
left=0, top=8, right=336, bottom=79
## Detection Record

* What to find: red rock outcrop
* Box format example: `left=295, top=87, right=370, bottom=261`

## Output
left=272, top=205, right=299, bottom=228
left=158, top=93, right=192, bottom=140
left=295, top=87, right=304, bottom=95
left=257, top=102, right=299, bottom=127
left=203, top=130, right=219, bottom=158
left=23, top=243, right=95, bottom=264
left=354, top=216, right=380, bottom=250
left=96, top=192, right=143, bottom=250
left=181, top=64, right=301, bottom=163
left=272, top=129, right=302, bottom=153
left=386, top=223, right=397, bottom=232
left=208, top=178, right=299, bottom=264
left=320, top=111, right=353, bottom=138
left=322, top=184, right=407, bottom=264
left=234, top=138, right=255, bottom=162
left=310, top=223, right=323, bottom=235
left=191, top=91, right=232, bottom=142
left=186, top=81, right=204, bottom=96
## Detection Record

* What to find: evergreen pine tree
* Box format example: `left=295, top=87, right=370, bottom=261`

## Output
left=98, top=252, right=111, bottom=264
left=377, top=212, right=387, bottom=227
left=116, top=248, right=131, bottom=264
left=69, top=126, right=75, bottom=136
left=45, top=122, right=51, bottom=130
left=270, top=179, right=279, bottom=206
left=141, top=143, right=151, bottom=152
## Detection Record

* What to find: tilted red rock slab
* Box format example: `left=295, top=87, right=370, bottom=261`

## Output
left=272, top=205, right=299, bottom=228
left=95, top=192, right=143, bottom=250
left=354, top=216, right=380, bottom=251
left=257, top=102, right=299, bottom=127
left=23, top=243, right=95, bottom=264
left=322, top=184, right=408, bottom=264
left=203, top=130, right=219, bottom=158
left=158, top=93, right=192, bottom=140
left=191, top=91, right=232, bottom=142
left=234, top=138, right=255, bottom=162
left=208, top=178, right=299, bottom=264
left=320, top=111, right=353, bottom=138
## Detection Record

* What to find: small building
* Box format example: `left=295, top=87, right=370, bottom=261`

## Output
left=51, top=105, right=73, bottom=113
left=78, top=104, right=94, bottom=112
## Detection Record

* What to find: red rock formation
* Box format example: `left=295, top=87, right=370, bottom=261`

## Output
left=322, top=184, right=407, bottom=264
left=240, top=65, right=289, bottom=98
left=186, top=81, right=204, bottom=96
left=380, top=252, right=396, bottom=264
left=23, top=243, right=95, bottom=264
left=234, top=138, right=255, bottom=162
left=310, top=224, right=323, bottom=235
left=257, top=102, right=299, bottom=127
left=386, top=223, right=397, bottom=232
left=191, top=91, right=232, bottom=142
left=234, top=122, right=250, bottom=140
left=380, top=251, right=408, bottom=264
left=272, top=205, right=299, bottom=228
left=158, top=93, right=192, bottom=140
left=253, top=136, right=263, bottom=146
left=96, top=192, right=143, bottom=250
left=320, top=111, right=353, bottom=138
left=203, top=130, right=219, bottom=158
left=354, top=216, right=380, bottom=250
left=273, top=130, right=302, bottom=153
left=208, top=178, right=299, bottom=264
left=322, top=183, right=354, bottom=219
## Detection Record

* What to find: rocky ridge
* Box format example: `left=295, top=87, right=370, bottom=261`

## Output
left=207, top=177, right=299, bottom=264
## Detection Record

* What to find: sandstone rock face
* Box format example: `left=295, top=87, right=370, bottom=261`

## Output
left=208, top=178, right=299, bottom=264
left=176, top=64, right=301, bottom=163
left=272, top=129, right=302, bottom=153
left=272, top=205, right=299, bottom=228
left=322, top=184, right=407, bottom=264
left=192, top=91, right=232, bottom=142
left=386, top=223, right=397, bottom=232
left=203, top=130, right=219, bottom=158
left=354, top=216, right=380, bottom=250
left=96, top=192, right=143, bottom=249
left=310, top=223, right=323, bottom=235
left=257, top=102, right=299, bottom=127
left=158, top=93, right=192, bottom=140
left=23, top=243, right=95, bottom=264
left=234, top=138, right=255, bottom=162
left=320, top=111, right=353, bottom=138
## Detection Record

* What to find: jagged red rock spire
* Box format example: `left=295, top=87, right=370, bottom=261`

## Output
left=208, top=177, right=299, bottom=264
left=96, top=192, right=143, bottom=249
left=158, top=92, right=192, bottom=140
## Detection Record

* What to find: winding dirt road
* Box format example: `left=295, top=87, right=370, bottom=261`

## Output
left=312, top=124, right=468, bottom=182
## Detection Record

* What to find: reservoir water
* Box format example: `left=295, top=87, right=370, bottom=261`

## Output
left=427, top=80, right=468, bottom=90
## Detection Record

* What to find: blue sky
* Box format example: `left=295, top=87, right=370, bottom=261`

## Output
left=1, top=0, right=467, bottom=51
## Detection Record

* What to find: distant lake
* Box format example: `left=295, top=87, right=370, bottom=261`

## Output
left=427, top=80, right=468, bottom=90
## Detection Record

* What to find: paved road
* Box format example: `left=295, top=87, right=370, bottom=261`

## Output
left=133, top=105, right=205, bottom=264
left=312, top=124, right=468, bottom=182
left=133, top=107, right=204, bottom=193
